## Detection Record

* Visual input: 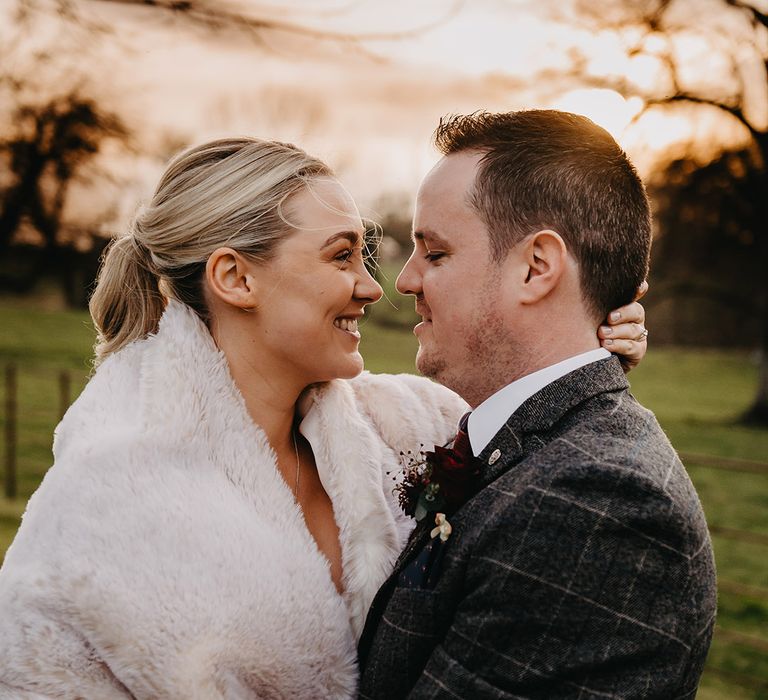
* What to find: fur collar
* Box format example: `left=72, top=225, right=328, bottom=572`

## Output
left=65, top=300, right=404, bottom=638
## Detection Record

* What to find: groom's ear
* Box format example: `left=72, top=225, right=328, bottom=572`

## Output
left=205, top=247, right=259, bottom=311
left=518, top=230, right=568, bottom=305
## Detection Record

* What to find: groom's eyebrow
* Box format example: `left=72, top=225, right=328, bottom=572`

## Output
left=412, top=230, right=449, bottom=246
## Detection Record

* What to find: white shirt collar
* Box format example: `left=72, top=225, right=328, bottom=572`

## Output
left=467, top=348, right=611, bottom=456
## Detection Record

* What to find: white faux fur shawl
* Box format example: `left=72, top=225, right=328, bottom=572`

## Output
left=0, top=301, right=467, bottom=699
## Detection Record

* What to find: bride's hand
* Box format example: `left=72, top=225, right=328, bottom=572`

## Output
left=598, top=280, right=649, bottom=373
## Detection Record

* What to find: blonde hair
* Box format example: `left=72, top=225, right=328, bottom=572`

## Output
left=89, top=137, right=332, bottom=363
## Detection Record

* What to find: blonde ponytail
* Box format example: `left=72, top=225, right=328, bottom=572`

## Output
left=89, top=234, right=165, bottom=363
left=88, top=137, right=332, bottom=364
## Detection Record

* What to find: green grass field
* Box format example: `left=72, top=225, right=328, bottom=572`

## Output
left=1, top=299, right=767, bottom=697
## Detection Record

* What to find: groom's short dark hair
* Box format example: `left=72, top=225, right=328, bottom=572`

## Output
left=434, top=110, right=651, bottom=319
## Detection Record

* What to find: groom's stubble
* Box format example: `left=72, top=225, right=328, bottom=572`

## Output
left=415, top=267, right=527, bottom=409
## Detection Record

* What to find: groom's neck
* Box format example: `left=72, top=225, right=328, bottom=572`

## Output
left=489, top=313, right=600, bottom=397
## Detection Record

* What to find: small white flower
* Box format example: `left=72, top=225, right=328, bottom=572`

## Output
left=430, top=513, right=452, bottom=542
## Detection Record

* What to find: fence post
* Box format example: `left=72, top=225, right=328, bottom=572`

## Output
left=59, top=370, right=71, bottom=421
left=4, top=363, right=17, bottom=500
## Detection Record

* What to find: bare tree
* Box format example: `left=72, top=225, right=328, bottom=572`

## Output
left=648, top=147, right=763, bottom=344
left=1, top=0, right=130, bottom=305
left=567, top=0, right=768, bottom=424
left=0, top=95, right=127, bottom=253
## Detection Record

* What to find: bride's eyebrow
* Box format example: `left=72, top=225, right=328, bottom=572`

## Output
left=321, top=231, right=363, bottom=249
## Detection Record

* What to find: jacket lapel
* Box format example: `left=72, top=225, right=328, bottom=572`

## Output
left=358, top=356, right=630, bottom=665
left=388, top=357, right=629, bottom=541
left=474, top=356, right=629, bottom=488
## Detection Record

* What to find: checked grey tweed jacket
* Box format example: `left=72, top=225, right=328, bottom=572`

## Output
left=358, top=356, right=717, bottom=699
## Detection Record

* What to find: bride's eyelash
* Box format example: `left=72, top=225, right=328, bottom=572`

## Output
left=425, top=251, right=445, bottom=262
left=335, top=245, right=364, bottom=267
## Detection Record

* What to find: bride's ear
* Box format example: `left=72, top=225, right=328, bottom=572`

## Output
left=205, top=247, right=259, bottom=311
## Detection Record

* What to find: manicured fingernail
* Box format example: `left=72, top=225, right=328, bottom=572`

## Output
left=610, top=311, right=621, bottom=322
left=601, top=325, right=613, bottom=336
left=603, top=338, right=614, bottom=346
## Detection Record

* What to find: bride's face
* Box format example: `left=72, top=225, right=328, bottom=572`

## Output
left=252, top=178, right=383, bottom=385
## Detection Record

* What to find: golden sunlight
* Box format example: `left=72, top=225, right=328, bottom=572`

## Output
left=552, top=89, right=644, bottom=141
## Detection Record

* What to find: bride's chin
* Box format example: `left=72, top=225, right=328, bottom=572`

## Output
left=338, top=359, right=365, bottom=380
left=309, top=353, right=365, bottom=384
left=333, top=354, right=365, bottom=380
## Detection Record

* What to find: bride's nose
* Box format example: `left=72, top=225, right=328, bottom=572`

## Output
left=355, top=265, right=383, bottom=304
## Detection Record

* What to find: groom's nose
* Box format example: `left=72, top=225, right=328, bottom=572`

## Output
left=395, top=252, right=422, bottom=297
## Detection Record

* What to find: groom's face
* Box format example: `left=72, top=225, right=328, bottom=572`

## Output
left=397, top=152, right=520, bottom=406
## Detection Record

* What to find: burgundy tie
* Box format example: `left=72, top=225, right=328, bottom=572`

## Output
left=451, top=413, right=473, bottom=463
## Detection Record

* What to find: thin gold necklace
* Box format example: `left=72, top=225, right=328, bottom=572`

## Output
left=292, top=428, right=300, bottom=500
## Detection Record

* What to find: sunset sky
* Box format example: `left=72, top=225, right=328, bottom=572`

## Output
left=3, top=0, right=759, bottom=229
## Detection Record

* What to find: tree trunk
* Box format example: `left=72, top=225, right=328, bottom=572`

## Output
left=743, top=136, right=768, bottom=425
left=743, top=316, right=768, bottom=424
left=742, top=275, right=768, bottom=424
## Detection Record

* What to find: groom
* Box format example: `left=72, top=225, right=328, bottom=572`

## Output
left=358, top=111, right=716, bottom=698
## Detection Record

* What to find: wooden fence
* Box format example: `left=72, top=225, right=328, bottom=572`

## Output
left=3, top=364, right=15, bottom=500
left=3, top=363, right=74, bottom=499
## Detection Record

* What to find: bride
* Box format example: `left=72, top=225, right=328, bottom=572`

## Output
left=0, top=137, right=647, bottom=698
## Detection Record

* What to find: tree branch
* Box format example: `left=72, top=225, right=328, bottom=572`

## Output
left=95, top=0, right=467, bottom=43
left=725, top=0, right=768, bottom=30
left=643, top=93, right=758, bottom=138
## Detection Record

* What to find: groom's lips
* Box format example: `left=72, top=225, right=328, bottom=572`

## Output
left=413, top=312, right=433, bottom=335
left=413, top=301, right=432, bottom=334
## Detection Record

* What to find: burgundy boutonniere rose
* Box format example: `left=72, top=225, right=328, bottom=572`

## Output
left=393, top=443, right=482, bottom=521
